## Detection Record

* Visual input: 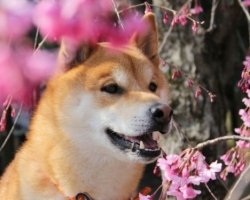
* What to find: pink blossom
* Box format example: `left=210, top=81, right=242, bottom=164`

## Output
left=34, top=0, right=146, bottom=47
left=234, top=160, right=246, bottom=176
left=162, top=60, right=167, bottom=66
left=172, top=70, right=182, bottom=80
left=139, top=193, right=151, bottom=200
left=220, top=170, right=227, bottom=181
left=199, top=161, right=222, bottom=181
left=0, top=0, right=34, bottom=40
left=167, top=189, right=185, bottom=200
left=0, top=44, right=25, bottom=102
left=0, top=43, right=57, bottom=104
left=220, top=154, right=231, bottom=165
left=163, top=12, right=169, bottom=24
left=190, top=5, right=203, bottom=15
left=144, top=2, right=152, bottom=14
left=192, top=22, right=199, bottom=35
left=187, top=79, right=194, bottom=87
left=243, top=0, right=250, bottom=6
left=236, top=140, right=250, bottom=148
left=24, top=50, right=57, bottom=84
left=238, top=56, right=250, bottom=92
left=178, top=15, right=187, bottom=26
left=181, top=163, right=189, bottom=177
left=158, top=150, right=221, bottom=199
left=243, top=97, right=250, bottom=107
left=0, top=110, right=7, bottom=132
left=167, top=176, right=187, bottom=200
left=195, top=86, right=202, bottom=98
left=171, top=15, right=179, bottom=26
left=234, top=127, right=242, bottom=134
left=188, top=175, right=206, bottom=185
left=179, top=9, right=188, bottom=26
left=190, top=151, right=206, bottom=171
left=227, top=165, right=235, bottom=173
left=220, top=147, right=246, bottom=179
left=11, top=107, right=15, bottom=118
left=246, top=89, right=250, bottom=97
left=179, top=185, right=201, bottom=199
left=157, top=157, right=179, bottom=180
left=238, top=109, right=250, bottom=127
left=209, top=93, right=216, bottom=102
left=239, top=108, right=247, bottom=116
left=166, top=155, right=182, bottom=171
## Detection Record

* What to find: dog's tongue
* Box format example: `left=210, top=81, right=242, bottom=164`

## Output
left=125, top=134, right=158, bottom=149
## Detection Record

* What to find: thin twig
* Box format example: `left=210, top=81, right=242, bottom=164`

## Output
left=158, top=0, right=193, bottom=53
left=195, top=135, right=250, bottom=150
left=119, top=1, right=202, bottom=53
left=150, top=184, right=163, bottom=198
left=34, top=27, right=40, bottom=49
left=206, top=0, right=219, bottom=32
left=237, top=0, right=250, bottom=44
left=118, top=3, right=144, bottom=14
left=165, top=61, right=216, bottom=96
left=111, top=0, right=124, bottom=30
left=33, top=34, right=48, bottom=54
left=158, top=26, right=173, bottom=53
left=238, top=0, right=250, bottom=21
left=205, top=183, right=218, bottom=200
left=177, top=0, right=193, bottom=14
left=119, top=3, right=176, bottom=14
left=0, top=101, right=23, bottom=153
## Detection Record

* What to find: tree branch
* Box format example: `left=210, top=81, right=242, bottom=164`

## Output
left=195, top=135, right=250, bottom=150
left=206, top=0, right=219, bottom=32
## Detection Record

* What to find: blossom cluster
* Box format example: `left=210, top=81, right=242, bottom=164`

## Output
left=140, top=150, right=222, bottom=200
left=0, top=1, right=146, bottom=100
left=34, top=0, right=146, bottom=47
left=238, top=56, right=250, bottom=92
left=145, top=0, right=203, bottom=35
left=220, top=89, right=250, bottom=179
left=0, top=0, right=147, bottom=131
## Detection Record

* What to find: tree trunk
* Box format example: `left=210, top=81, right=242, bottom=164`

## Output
left=152, top=0, right=247, bottom=199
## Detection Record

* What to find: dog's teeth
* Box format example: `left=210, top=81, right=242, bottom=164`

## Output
left=152, top=131, right=160, bottom=141
left=139, top=141, right=145, bottom=149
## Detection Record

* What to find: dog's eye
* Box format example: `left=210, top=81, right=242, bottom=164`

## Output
left=149, top=82, right=157, bottom=92
left=101, top=84, right=123, bottom=94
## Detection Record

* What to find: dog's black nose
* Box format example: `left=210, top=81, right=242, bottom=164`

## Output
left=150, top=104, right=173, bottom=126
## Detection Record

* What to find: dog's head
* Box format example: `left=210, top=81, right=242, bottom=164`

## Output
left=52, top=13, right=172, bottom=163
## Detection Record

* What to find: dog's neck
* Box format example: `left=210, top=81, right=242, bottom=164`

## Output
left=48, top=136, right=144, bottom=199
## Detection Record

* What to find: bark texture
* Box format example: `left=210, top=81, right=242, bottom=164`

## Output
left=152, top=0, right=247, bottom=199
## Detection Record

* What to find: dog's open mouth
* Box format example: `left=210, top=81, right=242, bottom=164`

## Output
left=106, top=128, right=161, bottom=159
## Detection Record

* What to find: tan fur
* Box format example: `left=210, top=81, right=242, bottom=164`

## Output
left=0, top=13, right=170, bottom=200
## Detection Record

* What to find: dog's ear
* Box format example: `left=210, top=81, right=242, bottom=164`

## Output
left=57, top=40, right=95, bottom=72
left=132, top=13, right=160, bottom=67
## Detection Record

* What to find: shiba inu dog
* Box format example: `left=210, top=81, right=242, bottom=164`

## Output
left=0, top=13, right=172, bottom=200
